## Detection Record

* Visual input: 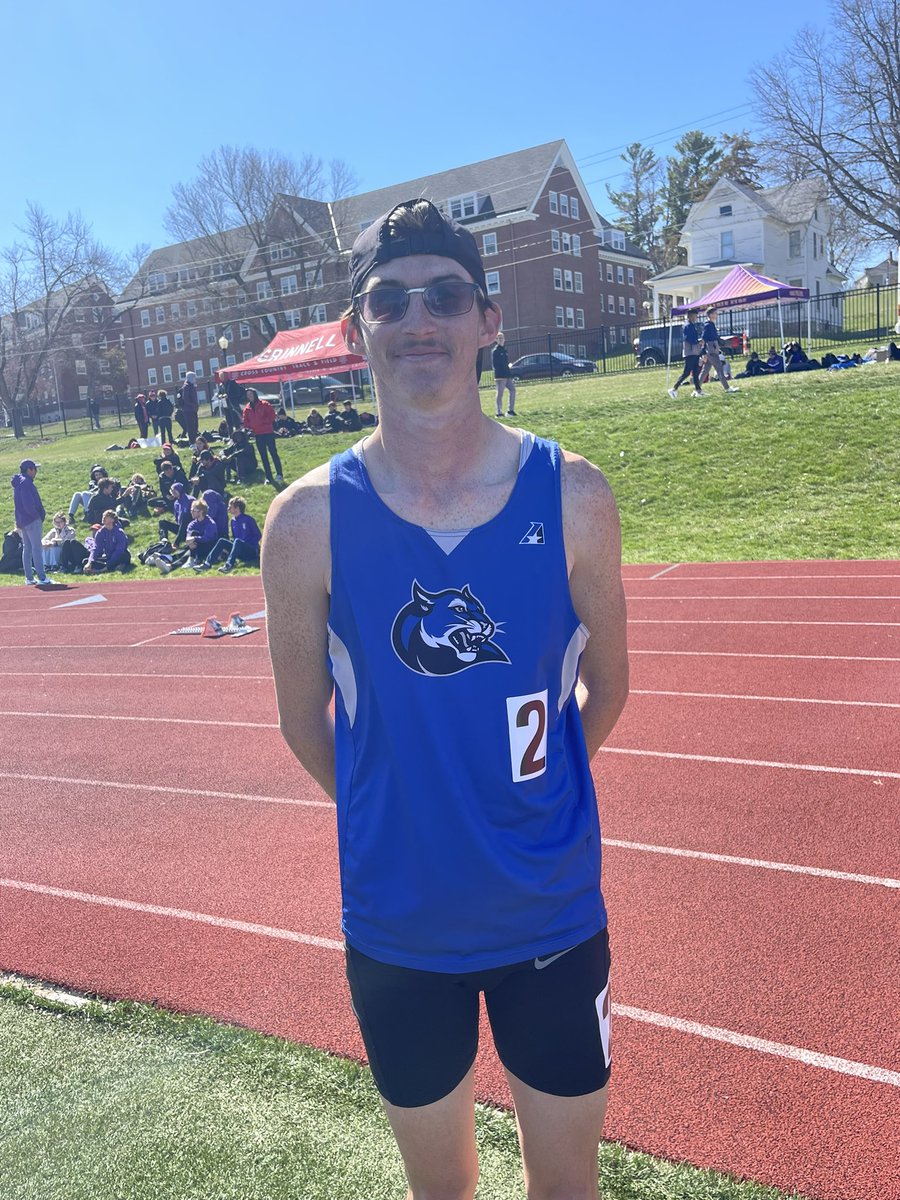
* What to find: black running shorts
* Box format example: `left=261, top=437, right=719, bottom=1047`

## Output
left=345, top=928, right=611, bottom=1108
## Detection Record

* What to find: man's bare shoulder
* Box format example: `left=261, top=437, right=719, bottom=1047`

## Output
left=559, top=448, right=621, bottom=565
left=261, top=461, right=331, bottom=591
left=265, top=462, right=330, bottom=539
left=560, top=448, right=617, bottom=516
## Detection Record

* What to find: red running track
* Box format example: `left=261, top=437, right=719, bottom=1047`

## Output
left=0, top=562, right=898, bottom=1200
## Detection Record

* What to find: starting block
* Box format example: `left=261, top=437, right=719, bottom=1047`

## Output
left=169, top=613, right=259, bottom=638
left=225, top=612, right=260, bottom=637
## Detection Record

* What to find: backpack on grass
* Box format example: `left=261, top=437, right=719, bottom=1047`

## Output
left=0, top=530, right=23, bottom=573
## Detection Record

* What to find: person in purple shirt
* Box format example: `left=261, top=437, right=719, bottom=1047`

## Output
left=183, top=498, right=218, bottom=567
left=193, top=496, right=261, bottom=573
left=83, top=511, right=131, bottom=574
left=202, top=488, right=228, bottom=537
left=158, top=481, right=192, bottom=545
left=11, top=458, right=53, bottom=586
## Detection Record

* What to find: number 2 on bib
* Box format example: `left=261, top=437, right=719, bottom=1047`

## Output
left=506, top=689, right=548, bottom=782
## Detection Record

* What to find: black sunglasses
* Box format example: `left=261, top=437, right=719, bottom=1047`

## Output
left=356, top=281, right=482, bottom=325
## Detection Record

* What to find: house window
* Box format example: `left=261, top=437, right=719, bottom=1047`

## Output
left=75, top=359, right=87, bottom=375
left=576, top=309, right=585, bottom=329
left=259, top=318, right=270, bottom=336
left=719, top=205, right=733, bottom=217
left=171, top=303, right=181, bottom=320
left=147, top=368, right=158, bottom=386
left=174, top=333, right=184, bottom=351
left=553, top=268, right=563, bottom=290
left=189, top=330, right=200, bottom=349
left=788, top=278, right=803, bottom=288
left=574, top=272, right=583, bottom=293
left=242, top=352, right=253, bottom=361
left=549, top=191, right=558, bottom=214
left=560, top=194, right=569, bottom=217
left=257, top=281, right=274, bottom=301
left=606, top=264, right=614, bottom=282
left=618, top=297, right=626, bottom=314
left=187, top=300, right=197, bottom=317
left=140, top=309, right=150, bottom=328
left=566, top=307, right=575, bottom=328
left=155, top=306, right=165, bottom=324
left=449, top=192, right=480, bottom=220
left=551, top=229, right=561, bottom=253
left=812, top=233, right=818, bottom=259
left=482, top=232, right=498, bottom=256
left=309, top=304, right=327, bottom=323
left=99, top=359, right=110, bottom=374
left=286, top=309, right=302, bottom=328
left=602, top=229, right=626, bottom=250
left=620, top=327, right=629, bottom=344
left=629, top=298, right=636, bottom=315
left=209, top=357, right=219, bottom=373
left=144, top=339, right=154, bottom=357
left=163, top=365, right=173, bottom=383
left=721, top=231, right=734, bottom=259
left=193, top=360, right=204, bottom=376
left=239, top=321, right=250, bottom=339
left=148, top=270, right=166, bottom=291
left=281, top=274, right=299, bottom=295
left=562, top=232, right=571, bottom=254
left=555, top=306, right=565, bottom=328
left=226, top=355, right=235, bottom=367
left=485, top=271, right=501, bottom=295
left=570, top=197, right=580, bottom=220
left=564, top=270, right=574, bottom=292
left=616, top=265, right=624, bottom=284
left=572, top=235, right=581, bottom=257
left=627, top=268, right=634, bottom=285
left=206, top=327, right=216, bottom=346
left=305, top=268, right=323, bottom=288
left=599, top=295, right=605, bottom=312
left=608, top=293, right=615, bottom=310
left=159, top=335, right=169, bottom=354
left=203, top=298, right=214, bottom=314
left=789, top=231, right=802, bottom=257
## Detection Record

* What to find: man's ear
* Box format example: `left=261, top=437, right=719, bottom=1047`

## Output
left=342, top=315, right=365, bottom=355
left=479, top=301, right=502, bottom=348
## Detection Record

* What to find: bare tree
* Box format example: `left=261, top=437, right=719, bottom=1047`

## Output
left=752, top=0, right=900, bottom=251
left=0, top=204, right=145, bottom=437
left=164, top=146, right=357, bottom=336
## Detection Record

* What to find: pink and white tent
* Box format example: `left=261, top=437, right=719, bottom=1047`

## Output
left=218, top=320, right=366, bottom=385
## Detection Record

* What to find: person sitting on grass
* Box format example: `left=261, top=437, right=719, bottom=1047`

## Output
left=117, top=473, right=155, bottom=519
left=157, top=481, right=192, bottom=546
left=153, top=459, right=190, bottom=511
left=736, top=351, right=773, bottom=378
left=193, top=496, right=262, bottom=574
left=220, top=426, right=257, bottom=484
left=41, top=512, right=76, bottom=570
left=888, top=341, right=900, bottom=362
left=190, top=448, right=227, bottom=497
left=183, top=498, right=218, bottom=568
left=153, top=442, right=183, bottom=474
left=84, top=511, right=131, bottom=574
left=766, top=346, right=784, bottom=373
left=202, top=487, right=229, bottom=538
left=86, top=477, right=119, bottom=526
left=68, top=464, right=108, bottom=522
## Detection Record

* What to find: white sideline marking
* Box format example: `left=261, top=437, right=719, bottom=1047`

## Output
left=612, top=1005, right=900, bottom=1088
left=0, top=671, right=272, bottom=681
left=0, top=710, right=277, bottom=729
left=244, top=609, right=267, bottom=620
left=0, top=771, right=330, bottom=809
left=601, top=746, right=900, bottom=780
left=631, top=688, right=900, bottom=710
left=1, top=875, right=896, bottom=1088
left=629, top=650, right=900, bottom=663
left=628, top=594, right=900, bottom=601
left=0, top=878, right=342, bottom=951
left=52, top=594, right=107, bottom=608
left=602, top=839, right=900, bottom=889
left=636, top=572, right=900, bottom=581
left=630, top=619, right=900, bottom=627
left=648, top=564, right=681, bottom=579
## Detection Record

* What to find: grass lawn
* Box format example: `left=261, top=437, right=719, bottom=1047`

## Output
left=2, top=364, right=898, bottom=581
left=0, top=980, right=804, bottom=1200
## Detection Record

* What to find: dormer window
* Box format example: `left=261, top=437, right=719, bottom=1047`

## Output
left=449, top=192, right=483, bottom=220
left=719, top=205, right=732, bottom=217
left=601, top=228, right=625, bottom=251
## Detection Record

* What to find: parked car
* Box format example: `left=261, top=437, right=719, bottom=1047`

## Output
left=211, top=374, right=361, bottom=416
left=508, top=352, right=597, bottom=381
left=634, top=324, right=745, bottom=367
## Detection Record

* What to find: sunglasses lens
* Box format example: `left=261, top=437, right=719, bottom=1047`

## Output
left=359, top=288, right=408, bottom=323
left=424, top=282, right=477, bottom=317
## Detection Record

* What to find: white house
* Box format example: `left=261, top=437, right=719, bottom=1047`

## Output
left=646, top=176, right=845, bottom=316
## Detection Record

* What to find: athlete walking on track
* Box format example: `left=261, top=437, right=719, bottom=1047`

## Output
left=262, top=199, right=629, bottom=1200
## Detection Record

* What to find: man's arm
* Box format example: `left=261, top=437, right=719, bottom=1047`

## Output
left=261, top=463, right=336, bottom=800
left=562, top=452, right=629, bottom=759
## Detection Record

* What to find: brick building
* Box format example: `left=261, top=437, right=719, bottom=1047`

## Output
left=120, top=140, right=652, bottom=397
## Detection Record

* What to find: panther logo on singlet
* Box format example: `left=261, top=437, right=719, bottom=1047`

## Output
left=391, top=580, right=510, bottom=676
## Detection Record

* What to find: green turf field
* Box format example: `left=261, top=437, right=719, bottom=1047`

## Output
left=0, top=980, right=805, bottom=1200
left=1, top=363, right=898, bottom=581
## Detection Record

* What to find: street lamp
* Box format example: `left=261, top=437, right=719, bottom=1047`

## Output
left=218, top=333, right=229, bottom=364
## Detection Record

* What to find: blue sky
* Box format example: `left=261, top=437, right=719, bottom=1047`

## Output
left=2, top=0, right=837, bottom=260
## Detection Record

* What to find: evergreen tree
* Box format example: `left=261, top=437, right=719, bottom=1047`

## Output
left=711, top=131, right=763, bottom=189
left=606, top=143, right=662, bottom=263
left=661, top=131, right=723, bottom=267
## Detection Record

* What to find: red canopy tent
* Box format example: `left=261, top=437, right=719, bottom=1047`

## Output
left=218, top=320, right=367, bottom=385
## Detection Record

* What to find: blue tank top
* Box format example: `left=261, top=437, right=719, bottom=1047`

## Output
left=328, top=435, right=606, bottom=972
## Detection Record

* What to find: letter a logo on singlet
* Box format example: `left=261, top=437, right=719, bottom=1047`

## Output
left=391, top=580, right=510, bottom=676
left=519, top=522, right=545, bottom=545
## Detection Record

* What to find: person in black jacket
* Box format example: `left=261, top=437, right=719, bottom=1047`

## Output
left=190, top=449, right=227, bottom=497
left=491, top=332, right=517, bottom=417
left=86, top=478, right=119, bottom=526
left=155, top=390, right=174, bottom=444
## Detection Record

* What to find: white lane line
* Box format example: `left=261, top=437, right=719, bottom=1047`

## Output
left=636, top=573, right=900, bottom=580
left=630, top=619, right=900, bottom=627
left=648, top=564, right=682, bottom=579
left=613, top=1005, right=900, bottom=1089
left=0, top=772, right=330, bottom=810
left=601, top=746, right=900, bottom=780
left=631, top=689, right=900, bottom=710
left=603, top=839, right=900, bottom=889
left=0, top=671, right=273, bottom=681
left=630, top=650, right=900, bottom=663
left=130, top=632, right=182, bottom=647
left=1, top=874, right=896, bottom=1088
left=626, top=594, right=900, bottom=600
left=0, top=710, right=277, bottom=729
left=0, top=878, right=342, bottom=951
left=0, top=644, right=271, bottom=651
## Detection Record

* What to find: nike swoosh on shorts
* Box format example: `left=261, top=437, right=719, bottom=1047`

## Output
left=533, top=946, right=576, bottom=970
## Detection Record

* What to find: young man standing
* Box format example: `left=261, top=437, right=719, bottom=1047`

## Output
left=700, top=309, right=740, bottom=394
left=242, top=387, right=283, bottom=484
left=11, top=459, right=53, bottom=586
left=262, top=200, right=629, bottom=1200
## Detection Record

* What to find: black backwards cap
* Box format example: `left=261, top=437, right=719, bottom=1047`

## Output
left=348, top=199, right=487, bottom=300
